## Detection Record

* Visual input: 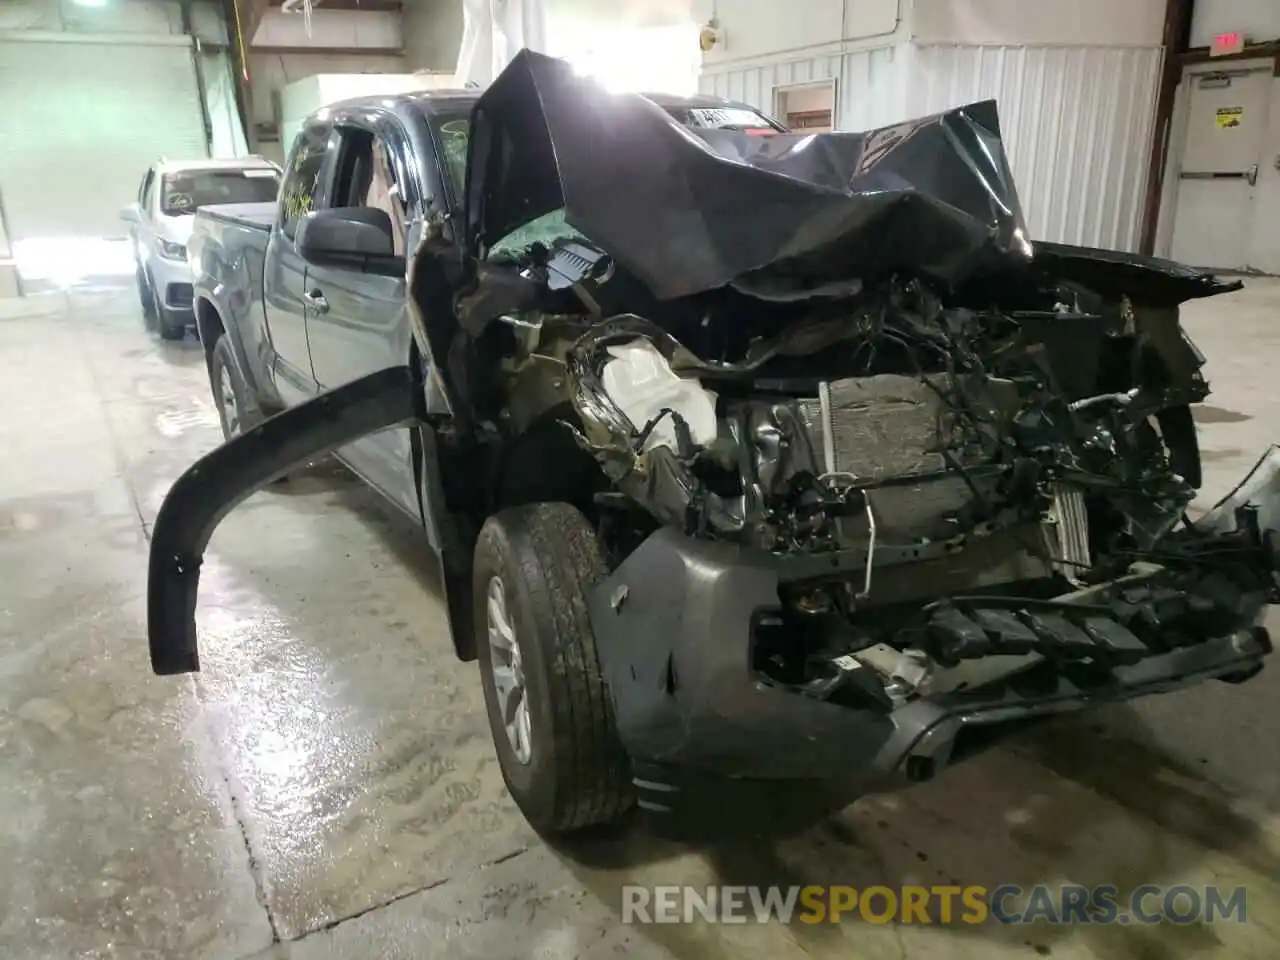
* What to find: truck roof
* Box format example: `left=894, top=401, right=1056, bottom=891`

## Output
left=312, top=87, right=771, bottom=123
left=154, top=156, right=281, bottom=176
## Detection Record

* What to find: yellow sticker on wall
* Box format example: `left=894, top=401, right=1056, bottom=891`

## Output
left=1216, top=106, right=1243, bottom=128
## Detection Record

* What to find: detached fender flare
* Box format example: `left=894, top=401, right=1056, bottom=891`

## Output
left=148, top=366, right=420, bottom=675
left=411, top=422, right=478, bottom=662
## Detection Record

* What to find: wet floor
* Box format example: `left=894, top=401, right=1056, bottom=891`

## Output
left=0, top=281, right=1278, bottom=959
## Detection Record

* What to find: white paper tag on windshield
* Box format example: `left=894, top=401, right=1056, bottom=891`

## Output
left=243, top=169, right=278, bottom=178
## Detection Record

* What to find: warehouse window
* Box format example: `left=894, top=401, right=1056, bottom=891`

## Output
left=774, top=82, right=835, bottom=133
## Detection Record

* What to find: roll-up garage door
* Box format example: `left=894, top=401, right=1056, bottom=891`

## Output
left=0, top=36, right=208, bottom=243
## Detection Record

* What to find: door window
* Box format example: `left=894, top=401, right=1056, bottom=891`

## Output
left=279, top=125, right=330, bottom=240
left=329, top=125, right=408, bottom=255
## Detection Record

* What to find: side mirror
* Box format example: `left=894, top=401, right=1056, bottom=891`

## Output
left=296, top=207, right=404, bottom=275
left=120, top=205, right=140, bottom=224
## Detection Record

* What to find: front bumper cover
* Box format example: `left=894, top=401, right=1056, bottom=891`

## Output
left=585, top=525, right=1273, bottom=795
left=146, top=251, right=197, bottom=313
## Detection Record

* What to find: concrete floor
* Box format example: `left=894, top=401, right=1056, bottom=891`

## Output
left=1, top=280, right=1279, bottom=960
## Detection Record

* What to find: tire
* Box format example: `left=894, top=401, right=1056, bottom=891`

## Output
left=157, top=305, right=188, bottom=341
left=147, top=277, right=188, bottom=341
left=473, top=502, right=633, bottom=835
left=209, top=333, right=256, bottom=442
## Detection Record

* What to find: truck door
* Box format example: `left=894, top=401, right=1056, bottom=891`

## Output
left=302, top=120, right=418, bottom=517
left=264, top=123, right=330, bottom=402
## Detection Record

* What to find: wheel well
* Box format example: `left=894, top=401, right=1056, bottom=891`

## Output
left=195, top=297, right=224, bottom=371
left=409, top=335, right=608, bottom=664
left=490, top=413, right=602, bottom=515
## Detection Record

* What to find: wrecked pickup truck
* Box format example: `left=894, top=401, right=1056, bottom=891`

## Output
left=151, top=50, right=1278, bottom=837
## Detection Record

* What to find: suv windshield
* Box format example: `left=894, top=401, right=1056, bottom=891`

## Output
left=663, top=105, right=782, bottom=132
left=160, top=168, right=280, bottom=216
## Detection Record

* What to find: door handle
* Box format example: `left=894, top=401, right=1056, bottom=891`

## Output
left=303, top=289, right=329, bottom=314
left=1246, top=163, right=1259, bottom=187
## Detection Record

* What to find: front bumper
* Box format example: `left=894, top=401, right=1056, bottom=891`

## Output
left=587, top=527, right=1271, bottom=788
left=584, top=454, right=1280, bottom=795
left=146, top=253, right=195, bottom=314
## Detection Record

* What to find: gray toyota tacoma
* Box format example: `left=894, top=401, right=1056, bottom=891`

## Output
left=151, top=50, right=1279, bottom=838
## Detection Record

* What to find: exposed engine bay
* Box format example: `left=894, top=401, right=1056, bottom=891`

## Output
left=442, top=227, right=1275, bottom=726
left=402, top=55, right=1270, bottom=763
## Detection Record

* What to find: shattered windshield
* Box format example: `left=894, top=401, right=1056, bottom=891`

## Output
left=432, top=115, right=584, bottom=258
left=489, top=209, right=583, bottom=259
left=432, top=99, right=778, bottom=258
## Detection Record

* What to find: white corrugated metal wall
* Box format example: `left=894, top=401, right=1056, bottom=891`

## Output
left=906, top=44, right=1163, bottom=252
left=248, top=51, right=407, bottom=166
left=699, top=45, right=906, bottom=133
left=699, top=39, right=1163, bottom=256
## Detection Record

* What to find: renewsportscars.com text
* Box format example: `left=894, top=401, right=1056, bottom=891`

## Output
left=621, top=884, right=1249, bottom=926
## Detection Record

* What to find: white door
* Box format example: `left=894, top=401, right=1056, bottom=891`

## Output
left=0, top=37, right=207, bottom=245
left=1169, top=67, right=1272, bottom=270
left=1247, top=84, right=1280, bottom=274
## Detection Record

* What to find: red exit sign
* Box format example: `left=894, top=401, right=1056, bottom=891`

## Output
left=1211, top=31, right=1246, bottom=56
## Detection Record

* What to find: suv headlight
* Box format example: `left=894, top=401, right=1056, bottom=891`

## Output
left=157, top=239, right=187, bottom=262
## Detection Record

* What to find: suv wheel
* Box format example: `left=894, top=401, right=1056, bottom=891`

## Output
left=153, top=286, right=188, bottom=341
left=473, top=502, right=634, bottom=836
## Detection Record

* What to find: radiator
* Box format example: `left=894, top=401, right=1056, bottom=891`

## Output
left=799, top=374, right=997, bottom=543
left=1044, top=482, right=1091, bottom=582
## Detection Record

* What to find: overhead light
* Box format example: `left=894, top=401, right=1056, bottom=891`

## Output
left=72, top=0, right=111, bottom=6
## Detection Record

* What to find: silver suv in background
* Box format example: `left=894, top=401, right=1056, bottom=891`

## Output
left=122, top=158, right=281, bottom=339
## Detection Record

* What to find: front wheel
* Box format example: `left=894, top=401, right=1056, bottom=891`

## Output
left=156, top=303, right=188, bottom=341
left=147, top=278, right=187, bottom=341
left=209, top=333, right=255, bottom=441
left=473, top=502, right=634, bottom=836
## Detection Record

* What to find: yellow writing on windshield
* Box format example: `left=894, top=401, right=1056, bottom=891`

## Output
left=281, top=190, right=313, bottom=222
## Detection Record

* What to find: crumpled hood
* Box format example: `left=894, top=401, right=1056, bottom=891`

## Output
left=465, top=49, right=1033, bottom=301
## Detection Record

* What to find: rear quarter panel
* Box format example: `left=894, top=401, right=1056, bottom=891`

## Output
left=191, top=207, right=279, bottom=409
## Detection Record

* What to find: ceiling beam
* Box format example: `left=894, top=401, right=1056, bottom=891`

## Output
left=270, top=0, right=403, bottom=9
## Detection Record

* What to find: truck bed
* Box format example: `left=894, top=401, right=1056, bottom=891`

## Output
left=195, top=202, right=276, bottom=231
left=188, top=202, right=275, bottom=351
